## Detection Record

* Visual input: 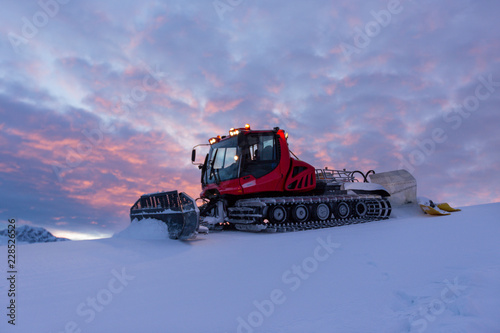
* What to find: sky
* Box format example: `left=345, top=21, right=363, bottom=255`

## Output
left=0, top=0, right=499, bottom=240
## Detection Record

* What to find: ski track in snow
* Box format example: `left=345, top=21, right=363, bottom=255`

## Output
left=1, top=203, right=499, bottom=333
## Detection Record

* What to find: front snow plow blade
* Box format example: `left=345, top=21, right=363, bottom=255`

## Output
left=130, top=191, right=199, bottom=240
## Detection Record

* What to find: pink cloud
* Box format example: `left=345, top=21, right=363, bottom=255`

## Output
left=202, top=69, right=224, bottom=88
left=204, top=98, right=244, bottom=114
left=413, top=60, right=437, bottom=74
left=0, top=162, right=20, bottom=174
left=324, top=83, right=337, bottom=96
left=266, top=82, right=284, bottom=95
left=342, top=77, right=358, bottom=88
left=341, top=132, right=361, bottom=146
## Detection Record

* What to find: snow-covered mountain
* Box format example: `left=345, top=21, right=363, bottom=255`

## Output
left=1, top=203, right=499, bottom=333
left=0, top=225, right=70, bottom=244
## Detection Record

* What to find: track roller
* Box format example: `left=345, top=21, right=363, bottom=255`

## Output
left=334, top=201, right=350, bottom=219
left=314, top=203, right=331, bottom=221
left=269, top=205, right=287, bottom=223
left=292, top=204, right=310, bottom=223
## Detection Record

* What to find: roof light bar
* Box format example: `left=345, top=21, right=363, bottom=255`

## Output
left=209, top=137, right=220, bottom=145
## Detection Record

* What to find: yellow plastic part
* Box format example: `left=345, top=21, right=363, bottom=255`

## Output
left=419, top=204, right=451, bottom=216
left=437, top=203, right=461, bottom=212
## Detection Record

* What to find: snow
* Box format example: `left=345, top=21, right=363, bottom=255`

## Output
left=1, top=203, right=500, bottom=332
left=113, top=218, right=171, bottom=240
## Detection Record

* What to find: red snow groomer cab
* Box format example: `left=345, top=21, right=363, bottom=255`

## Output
left=130, top=125, right=416, bottom=240
left=199, top=125, right=316, bottom=200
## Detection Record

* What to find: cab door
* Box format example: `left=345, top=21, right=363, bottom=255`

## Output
left=239, top=133, right=284, bottom=194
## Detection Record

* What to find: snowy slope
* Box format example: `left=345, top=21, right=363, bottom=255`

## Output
left=0, top=225, right=70, bottom=245
left=1, top=203, right=499, bottom=333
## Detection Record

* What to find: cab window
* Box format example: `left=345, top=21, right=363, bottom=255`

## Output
left=241, top=133, right=279, bottom=178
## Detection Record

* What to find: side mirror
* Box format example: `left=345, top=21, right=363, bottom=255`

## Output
left=191, top=149, right=196, bottom=163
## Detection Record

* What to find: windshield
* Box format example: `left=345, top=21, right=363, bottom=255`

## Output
left=204, top=136, right=240, bottom=184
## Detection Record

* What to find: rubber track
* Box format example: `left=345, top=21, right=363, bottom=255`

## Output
left=225, top=194, right=391, bottom=233
left=260, top=216, right=386, bottom=233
